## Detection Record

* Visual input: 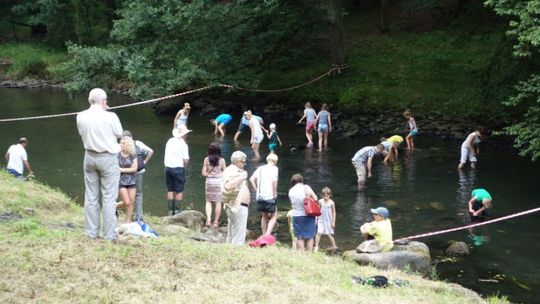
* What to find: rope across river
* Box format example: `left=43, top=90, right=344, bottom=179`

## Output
left=0, top=66, right=345, bottom=123
left=394, top=206, right=540, bottom=242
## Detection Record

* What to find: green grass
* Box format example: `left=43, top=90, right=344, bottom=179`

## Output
left=0, top=171, right=510, bottom=303
left=0, top=42, right=65, bottom=79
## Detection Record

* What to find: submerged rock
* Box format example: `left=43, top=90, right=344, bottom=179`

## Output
left=343, top=241, right=432, bottom=277
left=446, top=241, right=471, bottom=256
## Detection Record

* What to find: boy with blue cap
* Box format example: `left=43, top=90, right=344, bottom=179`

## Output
left=360, top=207, right=393, bottom=252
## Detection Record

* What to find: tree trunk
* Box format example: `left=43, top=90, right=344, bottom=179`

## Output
left=380, top=0, right=390, bottom=33
left=329, top=0, right=346, bottom=76
left=103, top=0, right=117, bottom=31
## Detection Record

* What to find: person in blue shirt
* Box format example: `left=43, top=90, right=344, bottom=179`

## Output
left=210, top=114, right=233, bottom=137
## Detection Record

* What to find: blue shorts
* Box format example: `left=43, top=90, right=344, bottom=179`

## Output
left=268, top=143, right=277, bottom=151
left=165, top=167, right=185, bottom=192
left=292, top=216, right=316, bottom=239
left=237, top=122, right=249, bottom=133
left=318, top=124, right=329, bottom=133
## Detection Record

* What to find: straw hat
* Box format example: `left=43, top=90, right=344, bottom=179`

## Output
left=172, top=125, right=192, bottom=138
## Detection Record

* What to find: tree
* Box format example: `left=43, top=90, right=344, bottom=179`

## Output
left=485, top=0, right=540, bottom=160
left=58, top=1, right=325, bottom=98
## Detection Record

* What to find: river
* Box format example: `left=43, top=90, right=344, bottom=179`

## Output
left=1, top=88, right=539, bottom=303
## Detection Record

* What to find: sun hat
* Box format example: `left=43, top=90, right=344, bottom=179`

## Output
left=269, top=123, right=276, bottom=130
left=172, top=125, right=192, bottom=138
left=370, top=207, right=389, bottom=218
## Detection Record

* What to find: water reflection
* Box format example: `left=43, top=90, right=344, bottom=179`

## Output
left=376, top=161, right=403, bottom=192
left=350, top=191, right=373, bottom=237
left=404, top=149, right=417, bottom=191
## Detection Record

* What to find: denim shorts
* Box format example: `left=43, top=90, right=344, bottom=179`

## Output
left=165, top=167, right=185, bottom=192
left=318, top=124, right=329, bottom=132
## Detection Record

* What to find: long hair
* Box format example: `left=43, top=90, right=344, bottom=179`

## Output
left=207, top=143, right=222, bottom=167
left=120, top=136, right=136, bottom=156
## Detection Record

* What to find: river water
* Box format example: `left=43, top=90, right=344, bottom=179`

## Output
left=1, top=88, right=539, bottom=303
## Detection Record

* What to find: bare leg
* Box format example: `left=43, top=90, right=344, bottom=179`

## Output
left=205, top=201, right=212, bottom=226
left=315, top=233, right=321, bottom=251
left=318, top=132, right=323, bottom=151
left=218, top=124, right=226, bottom=137
left=265, top=212, right=277, bottom=236
left=296, top=239, right=305, bottom=251
left=305, top=238, right=314, bottom=251
left=328, top=235, right=337, bottom=249
left=214, top=202, right=222, bottom=226
left=305, top=129, right=312, bottom=146
left=323, top=132, right=329, bottom=150
left=233, top=131, right=241, bottom=141
left=125, top=187, right=136, bottom=223
left=260, top=213, right=268, bottom=236
left=252, top=142, right=260, bottom=159
left=471, top=161, right=477, bottom=169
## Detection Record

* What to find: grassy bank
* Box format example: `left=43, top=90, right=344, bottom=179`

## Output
left=0, top=172, right=508, bottom=303
left=0, top=42, right=65, bottom=79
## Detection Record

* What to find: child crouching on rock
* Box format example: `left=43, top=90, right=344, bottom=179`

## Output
left=359, top=207, right=393, bottom=253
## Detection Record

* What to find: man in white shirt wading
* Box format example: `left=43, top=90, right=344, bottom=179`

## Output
left=76, top=88, right=123, bottom=241
left=5, top=137, right=34, bottom=179
left=164, top=125, right=191, bottom=215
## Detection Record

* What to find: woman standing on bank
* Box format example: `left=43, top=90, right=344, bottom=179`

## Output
left=288, top=173, right=318, bottom=251
left=202, top=143, right=227, bottom=227
left=116, top=136, right=138, bottom=223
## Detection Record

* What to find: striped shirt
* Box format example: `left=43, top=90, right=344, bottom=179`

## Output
left=352, top=146, right=376, bottom=164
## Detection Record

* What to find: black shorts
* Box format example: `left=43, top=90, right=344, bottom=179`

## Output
left=257, top=199, right=277, bottom=213
left=119, top=184, right=136, bottom=189
left=165, top=167, right=185, bottom=192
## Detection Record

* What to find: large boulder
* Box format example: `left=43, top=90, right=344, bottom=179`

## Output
left=446, top=241, right=471, bottom=256
left=166, top=210, right=205, bottom=232
left=343, top=241, right=432, bottom=277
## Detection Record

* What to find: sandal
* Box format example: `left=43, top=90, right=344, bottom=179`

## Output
left=205, top=221, right=211, bottom=227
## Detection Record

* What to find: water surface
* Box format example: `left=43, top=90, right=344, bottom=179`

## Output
left=1, top=88, right=539, bottom=303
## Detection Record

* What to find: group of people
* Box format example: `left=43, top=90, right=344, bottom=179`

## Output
left=210, top=110, right=282, bottom=159
left=3, top=87, right=494, bottom=251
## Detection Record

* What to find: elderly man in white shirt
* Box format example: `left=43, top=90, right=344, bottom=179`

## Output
left=76, top=88, right=123, bottom=241
left=5, top=137, right=33, bottom=179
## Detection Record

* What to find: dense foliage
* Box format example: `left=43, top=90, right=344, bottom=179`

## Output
left=485, top=0, right=540, bottom=160
left=54, top=1, right=325, bottom=98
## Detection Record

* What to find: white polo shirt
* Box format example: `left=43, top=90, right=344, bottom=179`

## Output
left=76, top=104, right=123, bottom=154
left=164, top=137, right=189, bottom=168
left=6, top=144, right=28, bottom=174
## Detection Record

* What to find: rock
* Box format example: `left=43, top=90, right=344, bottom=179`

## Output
left=429, top=202, right=445, bottom=210
left=0, top=212, right=22, bottom=222
left=166, top=210, right=205, bottom=232
left=163, top=225, right=193, bottom=236
left=343, top=241, right=432, bottom=277
left=446, top=241, right=471, bottom=256
left=356, top=240, right=383, bottom=253
left=189, top=229, right=226, bottom=243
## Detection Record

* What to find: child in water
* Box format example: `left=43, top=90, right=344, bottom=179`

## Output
left=266, top=123, right=282, bottom=153
left=314, top=187, right=337, bottom=252
left=403, top=110, right=418, bottom=150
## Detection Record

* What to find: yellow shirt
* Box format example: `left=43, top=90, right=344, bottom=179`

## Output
left=368, top=219, right=393, bottom=252
left=387, top=135, right=403, bottom=144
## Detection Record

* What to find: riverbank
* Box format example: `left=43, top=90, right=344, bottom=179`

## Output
left=0, top=172, right=508, bottom=303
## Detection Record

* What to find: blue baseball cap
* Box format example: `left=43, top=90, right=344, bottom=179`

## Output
left=370, top=207, right=389, bottom=218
